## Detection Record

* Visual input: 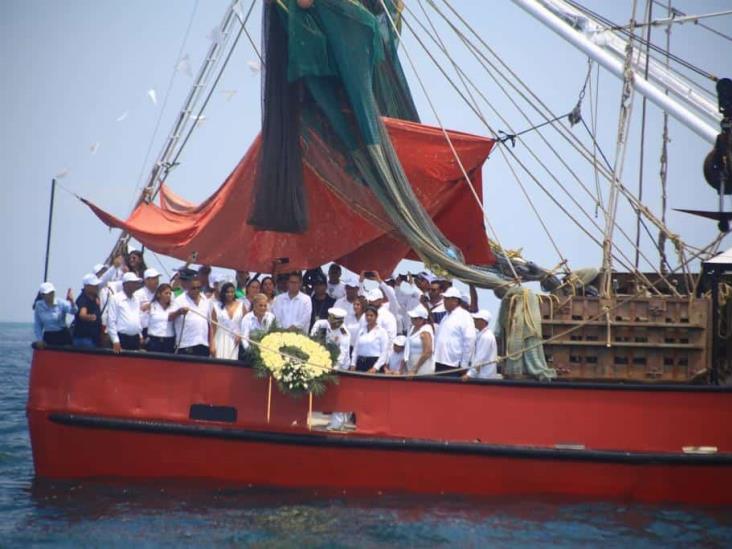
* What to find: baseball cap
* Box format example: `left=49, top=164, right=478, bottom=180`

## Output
left=471, top=310, right=493, bottom=324
left=407, top=305, right=429, bottom=319
left=39, top=282, right=55, bottom=294
left=82, top=273, right=101, bottom=286
left=122, top=272, right=142, bottom=283
left=442, top=287, right=462, bottom=299
left=393, top=335, right=407, bottom=346
left=144, top=268, right=160, bottom=279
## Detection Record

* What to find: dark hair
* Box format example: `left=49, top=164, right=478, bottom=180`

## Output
left=245, top=277, right=260, bottom=290
left=32, top=291, right=43, bottom=310
left=126, top=250, right=147, bottom=277
left=260, top=276, right=275, bottom=296
left=328, top=263, right=342, bottom=274
left=365, top=305, right=379, bottom=316
left=219, top=282, right=236, bottom=306
left=288, top=271, right=303, bottom=281
left=153, top=283, right=173, bottom=306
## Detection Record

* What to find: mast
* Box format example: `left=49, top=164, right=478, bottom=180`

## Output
left=510, top=0, right=718, bottom=144
left=106, top=1, right=240, bottom=263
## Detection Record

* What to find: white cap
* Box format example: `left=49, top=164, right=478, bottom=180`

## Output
left=442, top=287, right=462, bottom=300
left=472, top=310, right=493, bottom=324
left=39, top=282, right=55, bottom=294
left=93, top=263, right=106, bottom=274
left=343, top=275, right=360, bottom=288
left=328, top=307, right=347, bottom=319
left=82, top=273, right=101, bottom=286
left=460, top=291, right=470, bottom=303
left=393, top=335, right=407, bottom=347
left=407, top=305, right=429, bottom=319
left=122, top=272, right=142, bottom=283
left=144, top=268, right=160, bottom=279
left=366, top=288, right=384, bottom=302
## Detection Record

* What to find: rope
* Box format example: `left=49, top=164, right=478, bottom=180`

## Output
left=127, top=0, right=201, bottom=213
left=413, top=0, right=684, bottom=288
left=378, top=0, right=523, bottom=286
left=430, top=0, right=693, bottom=259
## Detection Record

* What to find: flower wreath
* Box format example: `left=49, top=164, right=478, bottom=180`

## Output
left=250, top=329, right=338, bottom=397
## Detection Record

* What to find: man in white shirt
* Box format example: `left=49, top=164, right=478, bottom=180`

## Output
left=271, top=271, right=312, bottom=332
left=433, top=287, right=476, bottom=377
left=464, top=310, right=500, bottom=380
left=366, top=288, right=397, bottom=346
left=107, top=272, right=143, bottom=353
left=333, top=275, right=360, bottom=326
left=326, top=263, right=346, bottom=300
left=427, top=280, right=447, bottom=324
left=169, top=277, right=211, bottom=357
left=134, top=268, right=160, bottom=339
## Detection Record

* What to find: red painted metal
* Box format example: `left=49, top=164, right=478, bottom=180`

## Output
left=27, top=348, right=732, bottom=503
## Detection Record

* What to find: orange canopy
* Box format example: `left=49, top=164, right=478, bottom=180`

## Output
left=85, top=117, right=496, bottom=274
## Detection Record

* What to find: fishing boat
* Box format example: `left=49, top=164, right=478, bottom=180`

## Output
left=28, top=0, right=732, bottom=503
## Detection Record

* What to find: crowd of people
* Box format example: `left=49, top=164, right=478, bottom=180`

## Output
left=33, top=251, right=500, bottom=383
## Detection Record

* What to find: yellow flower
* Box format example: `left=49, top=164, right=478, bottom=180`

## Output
left=259, top=332, right=333, bottom=381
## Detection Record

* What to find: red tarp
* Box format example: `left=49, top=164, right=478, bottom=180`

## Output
left=84, top=117, right=496, bottom=273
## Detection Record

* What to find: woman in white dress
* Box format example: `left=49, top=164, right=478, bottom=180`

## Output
left=404, top=305, right=435, bottom=375
left=210, top=282, right=246, bottom=359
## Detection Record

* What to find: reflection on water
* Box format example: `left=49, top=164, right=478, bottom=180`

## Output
left=3, top=324, right=732, bottom=547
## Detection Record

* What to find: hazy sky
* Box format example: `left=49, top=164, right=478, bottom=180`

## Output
left=2, top=0, right=731, bottom=322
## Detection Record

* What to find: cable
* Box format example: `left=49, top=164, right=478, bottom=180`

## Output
left=651, top=0, right=732, bottom=43
left=128, top=0, right=200, bottom=214
left=564, top=0, right=717, bottom=81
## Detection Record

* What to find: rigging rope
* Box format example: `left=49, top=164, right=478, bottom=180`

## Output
left=377, top=0, right=523, bottom=285
left=634, top=0, right=654, bottom=270
left=408, top=1, right=681, bottom=291
left=650, top=0, right=732, bottom=44
left=564, top=0, right=718, bottom=82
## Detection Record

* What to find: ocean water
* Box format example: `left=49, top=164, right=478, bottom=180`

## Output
left=1, top=322, right=731, bottom=547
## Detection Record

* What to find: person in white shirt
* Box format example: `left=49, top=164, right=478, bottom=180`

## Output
left=433, top=287, right=476, bottom=377
left=135, top=268, right=160, bottom=339
left=240, top=293, right=276, bottom=353
left=404, top=305, right=435, bottom=376
left=333, top=275, right=360, bottom=324
left=271, top=271, right=312, bottom=332
left=146, top=283, right=176, bottom=353
left=169, top=277, right=211, bottom=357
left=326, top=263, right=346, bottom=300
left=366, top=288, right=397, bottom=348
left=427, top=280, right=447, bottom=324
left=311, top=307, right=351, bottom=431
left=386, top=335, right=406, bottom=375
left=351, top=305, right=390, bottom=373
left=464, top=310, right=501, bottom=380
left=310, top=307, right=351, bottom=371
left=107, top=272, right=144, bottom=353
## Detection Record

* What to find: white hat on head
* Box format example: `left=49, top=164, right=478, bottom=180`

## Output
left=39, top=282, right=55, bottom=294
left=122, top=272, right=142, bottom=283
left=442, top=287, right=462, bottom=299
left=471, top=310, right=493, bottom=324
left=328, top=307, right=347, bottom=319
left=93, top=263, right=106, bottom=274
left=407, top=305, right=429, bottom=319
left=366, top=288, right=384, bottom=302
left=393, top=335, right=407, bottom=347
left=82, top=273, right=101, bottom=286
left=144, top=268, right=160, bottom=279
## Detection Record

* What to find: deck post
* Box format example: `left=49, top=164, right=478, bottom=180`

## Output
left=43, top=178, right=57, bottom=282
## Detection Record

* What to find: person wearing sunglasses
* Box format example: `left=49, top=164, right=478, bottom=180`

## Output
left=169, top=276, right=212, bottom=357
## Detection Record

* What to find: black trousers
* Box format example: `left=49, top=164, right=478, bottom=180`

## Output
left=355, top=356, right=378, bottom=372
left=435, top=362, right=462, bottom=378
left=177, top=345, right=210, bottom=357
left=43, top=329, right=72, bottom=346
left=119, top=333, right=141, bottom=351
left=147, top=335, right=175, bottom=354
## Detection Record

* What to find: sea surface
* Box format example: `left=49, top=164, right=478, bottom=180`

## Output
left=1, top=322, right=731, bottom=547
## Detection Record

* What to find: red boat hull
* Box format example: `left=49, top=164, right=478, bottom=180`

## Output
left=27, top=347, right=732, bottom=503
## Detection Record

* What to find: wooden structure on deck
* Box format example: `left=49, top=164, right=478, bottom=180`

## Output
left=539, top=273, right=712, bottom=382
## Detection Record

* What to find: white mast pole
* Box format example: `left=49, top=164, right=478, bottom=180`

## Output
left=107, top=1, right=240, bottom=262
left=510, top=0, right=718, bottom=144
